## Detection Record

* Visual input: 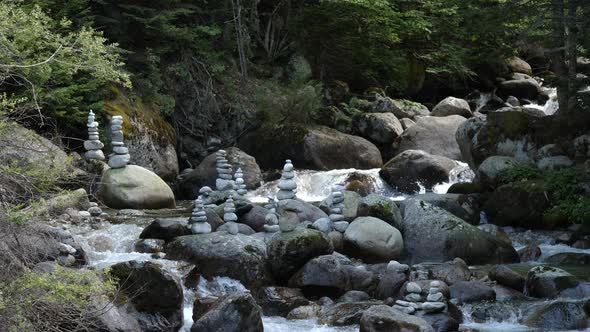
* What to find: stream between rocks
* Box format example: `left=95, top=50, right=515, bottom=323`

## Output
left=67, top=166, right=590, bottom=332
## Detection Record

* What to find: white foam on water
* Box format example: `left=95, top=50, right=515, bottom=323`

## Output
left=432, top=161, right=475, bottom=194
left=262, top=317, right=357, bottom=332
left=526, top=87, right=559, bottom=115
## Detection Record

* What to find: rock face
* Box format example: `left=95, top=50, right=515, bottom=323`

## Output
left=431, top=97, right=472, bottom=118
left=401, top=199, right=519, bottom=265
left=354, top=112, right=404, bottom=144
left=110, top=260, right=184, bottom=332
left=177, top=147, right=262, bottom=199
left=240, top=125, right=383, bottom=170
left=525, top=266, right=580, bottom=299
left=380, top=150, right=458, bottom=193
left=372, top=97, right=431, bottom=120
left=522, top=299, right=590, bottom=330
left=449, top=281, right=496, bottom=303
left=191, top=293, right=263, bottom=332
left=476, top=156, right=521, bottom=189
left=98, top=165, right=176, bottom=209
left=392, top=115, right=467, bottom=160
left=360, top=305, right=435, bottom=332
left=343, top=217, right=404, bottom=262
left=267, top=228, right=334, bottom=283
left=165, top=233, right=271, bottom=288
left=483, top=180, right=550, bottom=229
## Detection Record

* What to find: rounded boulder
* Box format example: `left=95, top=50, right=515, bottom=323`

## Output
left=343, top=217, right=404, bottom=262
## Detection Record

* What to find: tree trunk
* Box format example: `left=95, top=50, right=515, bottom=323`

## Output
left=565, top=0, right=579, bottom=113
left=551, top=0, right=568, bottom=113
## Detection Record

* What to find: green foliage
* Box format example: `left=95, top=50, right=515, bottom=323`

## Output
left=500, top=164, right=590, bottom=226
left=0, top=267, right=116, bottom=331
left=255, top=79, right=323, bottom=127
left=0, top=1, right=130, bottom=134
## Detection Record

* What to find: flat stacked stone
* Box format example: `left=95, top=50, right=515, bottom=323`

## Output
left=330, top=184, right=348, bottom=233
left=423, top=281, right=446, bottom=313
left=223, top=196, right=238, bottom=235
left=394, top=282, right=423, bottom=314
left=264, top=196, right=279, bottom=233
left=84, top=110, right=105, bottom=161
left=108, top=115, right=130, bottom=168
left=189, top=197, right=211, bottom=234
left=276, top=159, right=297, bottom=201
left=234, top=168, right=247, bottom=196
left=215, top=150, right=235, bottom=191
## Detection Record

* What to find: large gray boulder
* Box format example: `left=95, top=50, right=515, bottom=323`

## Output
left=380, top=150, right=458, bottom=193
left=489, top=265, right=525, bottom=292
left=267, top=228, right=334, bottom=283
left=177, top=147, right=262, bottom=199
left=401, top=199, right=519, bottom=265
left=498, top=78, right=540, bottom=99
left=455, top=116, right=486, bottom=169
left=288, top=253, right=378, bottom=295
left=360, top=305, right=435, bottom=332
left=522, top=299, right=590, bottom=330
left=357, top=194, right=403, bottom=229
left=191, top=293, right=263, bottom=332
left=525, top=266, right=580, bottom=299
left=431, top=97, right=472, bottom=118
left=98, top=165, right=175, bottom=209
left=411, top=193, right=481, bottom=224
left=139, top=218, right=191, bottom=242
left=506, top=56, right=533, bottom=75
left=392, top=115, right=467, bottom=160
left=343, top=217, right=404, bottom=262
left=110, top=260, right=184, bottom=332
left=278, top=199, right=328, bottom=223
left=476, top=156, right=521, bottom=189
left=371, top=97, right=430, bottom=120
left=238, top=205, right=269, bottom=232
left=354, top=113, right=404, bottom=144
left=449, top=281, right=496, bottom=303
left=165, top=233, right=271, bottom=288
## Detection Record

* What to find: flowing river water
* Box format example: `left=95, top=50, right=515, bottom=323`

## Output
left=68, top=162, right=590, bottom=332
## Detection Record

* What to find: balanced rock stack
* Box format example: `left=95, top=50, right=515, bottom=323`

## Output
left=264, top=196, right=280, bottom=233
left=188, top=197, right=211, bottom=234
left=234, top=168, right=247, bottom=196
left=108, top=115, right=130, bottom=168
left=330, top=184, right=349, bottom=233
left=223, top=196, right=239, bottom=235
left=199, top=186, right=216, bottom=208
left=215, top=150, right=235, bottom=191
left=393, top=282, right=423, bottom=314
left=83, top=110, right=105, bottom=161
left=422, top=281, right=447, bottom=314
left=277, top=159, right=297, bottom=201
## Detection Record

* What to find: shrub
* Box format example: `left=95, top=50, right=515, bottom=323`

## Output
left=498, top=164, right=540, bottom=184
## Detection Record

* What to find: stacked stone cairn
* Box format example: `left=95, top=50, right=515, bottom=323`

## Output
left=223, top=195, right=239, bottom=235
left=108, top=115, right=130, bottom=168
left=188, top=197, right=211, bottom=234
left=234, top=168, right=247, bottom=196
left=422, top=281, right=447, bottom=313
left=277, top=160, right=297, bottom=201
left=215, top=150, right=235, bottom=191
left=264, top=195, right=279, bottom=233
left=330, top=184, right=349, bottom=233
left=84, top=110, right=105, bottom=161
left=394, top=282, right=423, bottom=314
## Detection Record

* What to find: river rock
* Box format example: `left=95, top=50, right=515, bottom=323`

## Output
left=546, top=252, right=590, bottom=265
left=380, top=150, right=458, bottom=193
left=176, top=147, right=262, bottom=199
left=255, top=287, right=310, bottom=317
left=506, top=56, right=533, bottom=75
left=140, top=218, right=191, bottom=242
left=372, top=97, right=430, bottom=120
left=414, top=311, right=459, bottom=332
left=392, top=115, right=467, bottom=161
left=98, top=165, right=175, bottom=209
left=343, top=217, right=404, bottom=262
left=134, top=239, right=165, bottom=253
left=289, top=253, right=378, bottom=295
left=277, top=199, right=328, bottom=224
left=413, top=259, right=471, bottom=286
left=498, top=78, right=540, bottom=99
left=449, top=281, right=496, bottom=304
left=489, top=265, right=525, bottom=292
left=525, top=266, right=580, bottom=299
left=34, top=188, right=91, bottom=217
left=319, top=191, right=361, bottom=221
left=483, top=180, right=550, bottom=229
left=402, top=199, right=519, bottom=264
left=165, top=233, right=271, bottom=288
left=354, top=112, right=404, bottom=144
left=357, top=194, right=403, bottom=229
left=318, top=301, right=381, bottom=326
left=455, top=115, right=487, bottom=169
left=360, top=305, right=435, bottom=332
left=337, top=290, right=371, bottom=303
left=411, top=193, right=481, bottom=225
left=518, top=244, right=542, bottom=262
left=216, top=222, right=255, bottom=235
left=522, top=299, right=590, bottom=330
left=432, top=97, right=472, bottom=118
left=267, top=228, right=334, bottom=283
left=191, top=293, right=263, bottom=332
left=476, top=156, right=522, bottom=189
left=238, top=205, right=270, bottom=232
left=110, top=260, right=184, bottom=332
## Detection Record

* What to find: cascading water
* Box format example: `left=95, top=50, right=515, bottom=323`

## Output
left=527, top=87, right=559, bottom=115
